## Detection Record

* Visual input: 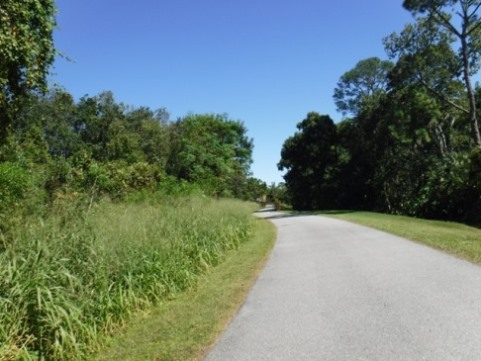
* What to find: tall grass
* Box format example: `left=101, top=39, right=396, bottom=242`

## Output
left=0, top=196, right=257, bottom=360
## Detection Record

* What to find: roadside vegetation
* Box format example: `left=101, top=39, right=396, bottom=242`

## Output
left=0, top=3, right=273, bottom=360
left=4, top=1, right=481, bottom=359
left=1, top=195, right=260, bottom=360
left=322, top=211, right=481, bottom=265
left=95, top=217, right=276, bottom=361
left=279, top=2, right=481, bottom=225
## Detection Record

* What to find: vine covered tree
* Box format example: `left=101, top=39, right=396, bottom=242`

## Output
left=0, top=0, right=57, bottom=139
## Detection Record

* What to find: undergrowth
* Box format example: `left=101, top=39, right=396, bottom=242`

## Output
left=0, top=195, right=257, bottom=360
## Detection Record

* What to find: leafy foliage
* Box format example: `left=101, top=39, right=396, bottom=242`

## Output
left=0, top=3, right=268, bottom=360
left=333, top=57, right=393, bottom=116
left=280, top=2, right=481, bottom=223
left=0, top=0, right=56, bottom=138
left=168, top=113, right=253, bottom=196
left=278, top=113, right=339, bottom=210
left=390, top=0, right=481, bottom=145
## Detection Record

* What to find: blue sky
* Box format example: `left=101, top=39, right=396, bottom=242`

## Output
left=51, top=0, right=414, bottom=184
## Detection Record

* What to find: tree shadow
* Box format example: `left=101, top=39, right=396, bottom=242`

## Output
left=315, top=210, right=357, bottom=215
left=259, top=213, right=307, bottom=220
left=254, top=210, right=320, bottom=220
left=255, top=209, right=359, bottom=220
left=255, top=206, right=276, bottom=213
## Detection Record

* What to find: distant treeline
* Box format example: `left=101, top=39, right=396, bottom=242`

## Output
left=0, top=89, right=271, bottom=237
left=279, top=2, right=481, bottom=224
left=0, top=0, right=272, bottom=241
left=0, top=2, right=274, bottom=358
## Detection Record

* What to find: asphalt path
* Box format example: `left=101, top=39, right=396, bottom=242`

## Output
left=204, top=209, right=481, bottom=361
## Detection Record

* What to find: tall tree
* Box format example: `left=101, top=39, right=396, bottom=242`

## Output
left=333, top=57, right=393, bottom=116
left=0, top=0, right=57, bottom=139
left=391, top=0, right=481, bottom=145
left=278, top=113, right=338, bottom=210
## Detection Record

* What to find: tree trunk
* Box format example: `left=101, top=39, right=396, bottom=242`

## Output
left=461, top=28, right=481, bottom=146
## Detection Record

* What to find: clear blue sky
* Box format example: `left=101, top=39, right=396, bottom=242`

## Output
left=51, top=0, right=413, bottom=184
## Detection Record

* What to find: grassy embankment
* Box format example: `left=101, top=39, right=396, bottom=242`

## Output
left=95, top=214, right=276, bottom=361
left=321, top=211, right=481, bottom=264
left=0, top=195, right=275, bottom=361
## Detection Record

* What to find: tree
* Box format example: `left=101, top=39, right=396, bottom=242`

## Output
left=0, top=0, right=57, bottom=139
left=389, top=0, right=481, bottom=145
left=125, top=107, right=170, bottom=167
left=167, top=114, right=253, bottom=195
left=278, top=113, right=338, bottom=210
left=14, top=89, right=81, bottom=160
left=334, top=119, right=376, bottom=209
left=74, top=91, right=126, bottom=161
left=333, top=57, right=393, bottom=116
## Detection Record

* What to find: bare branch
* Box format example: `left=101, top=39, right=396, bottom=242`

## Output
left=468, top=2, right=481, bottom=19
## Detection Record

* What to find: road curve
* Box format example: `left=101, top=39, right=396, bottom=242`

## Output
left=204, top=210, right=481, bottom=361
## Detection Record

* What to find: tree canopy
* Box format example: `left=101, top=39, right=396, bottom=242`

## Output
left=333, top=57, right=393, bottom=116
left=168, top=114, right=253, bottom=196
left=387, top=0, right=481, bottom=145
left=278, top=113, right=339, bottom=210
left=280, top=1, right=481, bottom=223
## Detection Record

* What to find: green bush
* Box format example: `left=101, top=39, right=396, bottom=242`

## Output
left=0, top=162, right=30, bottom=208
left=0, top=162, right=43, bottom=244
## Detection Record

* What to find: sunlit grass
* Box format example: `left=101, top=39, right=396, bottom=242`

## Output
left=321, top=211, right=481, bottom=264
left=0, top=196, right=258, bottom=360
left=94, top=217, right=276, bottom=361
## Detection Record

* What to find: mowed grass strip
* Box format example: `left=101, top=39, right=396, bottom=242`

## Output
left=94, top=217, right=276, bottom=361
left=321, top=211, right=481, bottom=264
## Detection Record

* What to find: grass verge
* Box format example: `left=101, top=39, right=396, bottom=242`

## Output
left=93, top=217, right=276, bottom=361
left=321, top=211, right=481, bottom=264
left=0, top=196, right=261, bottom=360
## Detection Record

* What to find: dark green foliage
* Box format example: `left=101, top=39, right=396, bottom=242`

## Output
left=0, top=86, right=261, bottom=360
left=167, top=113, right=253, bottom=197
left=0, top=161, right=49, bottom=245
left=333, top=57, right=393, bottom=116
left=279, top=3, right=481, bottom=223
left=278, top=113, right=339, bottom=210
left=394, top=0, right=481, bottom=145
left=0, top=87, right=261, bottom=251
left=0, top=3, right=264, bottom=358
left=334, top=119, right=375, bottom=209
left=0, top=87, right=258, bottom=208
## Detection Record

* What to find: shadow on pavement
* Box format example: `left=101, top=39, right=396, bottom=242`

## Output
left=255, top=206, right=276, bottom=213
left=255, top=209, right=359, bottom=220
left=254, top=212, right=308, bottom=220
left=315, top=210, right=357, bottom=215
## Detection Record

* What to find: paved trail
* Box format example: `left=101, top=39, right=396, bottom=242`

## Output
left=204, top=210, right=481, bottom=361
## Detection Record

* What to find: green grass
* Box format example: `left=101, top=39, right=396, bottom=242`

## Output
left=321, top=211, right=481, bottom=264
left=0, top=196, right=261, bottom=360
left=94, top=217, right=276, bottom=361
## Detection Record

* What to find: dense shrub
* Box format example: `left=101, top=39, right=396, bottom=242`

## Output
left=0, top=162, right=46, bottom=244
